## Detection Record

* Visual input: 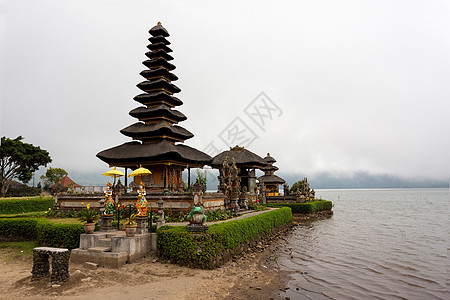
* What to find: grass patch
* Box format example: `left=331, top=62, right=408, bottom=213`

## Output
left=0, top=211, right=47, bottom=218
left=0, top=196, right=53, bottom=201
left=0, top=241, right=39, bottom=262
left=47, top=218, right=82, bottom=224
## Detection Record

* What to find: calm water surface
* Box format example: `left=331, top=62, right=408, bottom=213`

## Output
left=275, top=188, right=448, bottom=300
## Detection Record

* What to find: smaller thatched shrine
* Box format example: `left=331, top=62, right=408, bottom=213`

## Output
left=210, top=146, right=268, bottom=195
left=258, top=153, right=285, bottom=196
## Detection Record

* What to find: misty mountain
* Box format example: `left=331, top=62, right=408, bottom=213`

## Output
left=279, top=171, right=448, bottom=189
left=28, top=168, right=447, bottom=190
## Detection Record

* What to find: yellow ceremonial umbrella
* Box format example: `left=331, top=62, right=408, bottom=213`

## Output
left=128, top=166, right=152, bottom=188
left=102, top=167, right=124, bottom=187
left=127, top=166, right=152, bottom=177
left=102, top=167, right=124, bottom=178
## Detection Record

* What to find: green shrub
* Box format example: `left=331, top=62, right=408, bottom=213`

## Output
left=5, top=186, right=41, bottom=197
left=0, top=217, right=83, bottom=250
left=0, top=197, right=53, bottom=214
left=157, top=207, right=292, bottom=269
left=264, top=200, right=332, bottom=213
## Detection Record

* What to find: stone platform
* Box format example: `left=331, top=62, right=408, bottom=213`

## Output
left=71, top=231, right=157, bottom=268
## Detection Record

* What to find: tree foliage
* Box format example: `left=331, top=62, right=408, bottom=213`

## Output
left=0, top=136, right=52, bottom=197
left=40, top=167, right=68, bottom=189
left=196, top=169, right=207, bottom=186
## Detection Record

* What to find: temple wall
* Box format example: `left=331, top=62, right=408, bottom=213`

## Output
left=56, top=192, right=226, bottom=212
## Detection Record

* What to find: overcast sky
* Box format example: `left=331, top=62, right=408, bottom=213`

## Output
left=1, top=0, right=449, bottom=183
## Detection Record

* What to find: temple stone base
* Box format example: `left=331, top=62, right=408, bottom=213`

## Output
left=99, top=215, right=115, bottom=232
left=71, top=231, right=157, bottom=268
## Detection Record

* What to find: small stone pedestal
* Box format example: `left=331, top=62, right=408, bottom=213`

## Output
left=100, top=215, right=114, bottom=232
left=136, top=216, right=147, bottom=234
left=31, top=247, right=70, bottom=284
left=187, top=224, right=208, bottom=232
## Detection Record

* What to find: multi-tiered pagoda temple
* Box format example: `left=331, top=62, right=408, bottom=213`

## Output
left=97, top=22, right=211, bottom=192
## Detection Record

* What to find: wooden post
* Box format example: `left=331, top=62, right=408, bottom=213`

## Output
left=188, top=167, right=191, bottom=189
left=164, top=166, right=167, bottom=189
left=124, top=167, right=128, bottom=194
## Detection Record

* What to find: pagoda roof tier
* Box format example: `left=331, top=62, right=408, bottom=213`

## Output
left=209, top=146, right=268, bottom=169
left=137, top=79, right=181, bottom=94
left=147, top=43, right=172, bottom=53
left=143, top=58, right=176, bottom=71
left=145, top=50, right=174, bottom=61
left=133, top=92, right=183, bottom=107
left=261, top=165, right=279, bottom=172
left=120, top=122, right=193, bottom=142
left=148, top=36, right=170, bottom=45
left=263, top=154, right=277, bottom=164
left=149, top=23, right=170, bottom=37
left=97, top=140, right=212, bottom=168
left=140, top=68, right=178, bottom=81
left=258, top=174, right=286, bottom=185
left=129, top=105, right=187, bottom=123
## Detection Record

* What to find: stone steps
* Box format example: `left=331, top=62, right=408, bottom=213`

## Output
left=98, top=238, right=111, bottom=248
left=88, top=246, right=111, bottom=253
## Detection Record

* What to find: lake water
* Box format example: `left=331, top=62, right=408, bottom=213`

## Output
left=275, top=188, right=448, bottom=300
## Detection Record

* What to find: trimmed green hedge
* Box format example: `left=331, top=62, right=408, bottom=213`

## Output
left=264, top=200, right=333, bottom=214
left=0, top=218, right=83, bottom=250
left=157, top=207, right=292, bottom=269
left=0, top=197, right=53, bottom=215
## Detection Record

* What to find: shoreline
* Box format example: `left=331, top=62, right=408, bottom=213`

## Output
left=0, top=211, right=331, bottom=299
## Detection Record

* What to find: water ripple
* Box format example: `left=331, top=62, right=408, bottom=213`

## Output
left=277, top=189, right=448, bottom=300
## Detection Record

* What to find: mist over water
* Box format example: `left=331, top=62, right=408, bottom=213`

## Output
left=275, top=189, right=448, bottom=299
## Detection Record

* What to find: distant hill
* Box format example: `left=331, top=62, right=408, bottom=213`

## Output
left=279, top=171, right=448, bottom=189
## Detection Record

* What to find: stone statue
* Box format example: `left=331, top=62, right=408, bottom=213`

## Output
left=230, top=158, right=240, bottom=211
left=187, top=206, right=207, bottom=224
left=186, top=204, right=208, bottom=232
left=103, top=182, right=114, bottom=216
left=259, top=182, right=266, bottom=204
left=136, top=183, right=148, bottom=216
left=239, top=186, right=248, bottom=210
left=283, top=183, right=289, bottom=196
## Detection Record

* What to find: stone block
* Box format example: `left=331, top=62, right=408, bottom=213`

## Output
left=31, top=247, right=70, bottom=284
left=83, top=262, right=98, bottom=270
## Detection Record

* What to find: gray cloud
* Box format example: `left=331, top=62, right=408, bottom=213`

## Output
left=1, top=0, right=449, bottom=184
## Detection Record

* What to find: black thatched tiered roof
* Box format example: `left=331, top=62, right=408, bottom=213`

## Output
left=209, top=146, right=268, bottom=169
left=258, top=174, right=286, bottom=185
left=258, top=153, right=285, bottom=185
left=97, top=22, right=211, bottom=168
